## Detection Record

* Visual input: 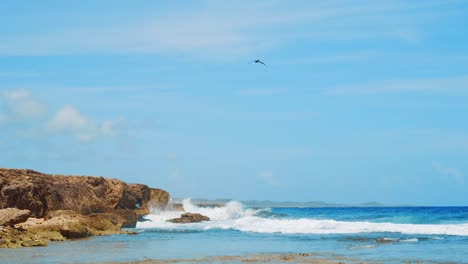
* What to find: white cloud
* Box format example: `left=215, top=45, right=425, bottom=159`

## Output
left=47, top=106, right=95, bottom=141
left=48, top=106, right=91, bottom=132
left=1, top=89, right=125, bottom=142
left=101, top=118, right=126, bottom=136
left=433, top=162, right=464, bottom=183
left=4, top=89, right=30, bottom=101
left=47, top=105, right=124, bottom=142
left=0, top=89, right=47, bottom=121
left=258, top=170, right=279, bottom=186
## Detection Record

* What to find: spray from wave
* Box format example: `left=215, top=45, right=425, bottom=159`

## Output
left=137, top=199, right=468, bottom=236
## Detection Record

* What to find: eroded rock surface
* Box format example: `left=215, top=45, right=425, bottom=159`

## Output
left=0, top=226, right=48, bottom=248
left=25, top=210, right=123, bottom=238
left=0, top=168, right=169, bottom=226
left=168, top=213, right=210, bottom=223
left=0, top=209, right=130, bottom=248
left=0, top=168, right=171, bottom=247
left=0, top=208, right=31, bottom=226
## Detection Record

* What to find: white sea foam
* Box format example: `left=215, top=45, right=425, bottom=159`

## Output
left=349, top=245, right=376, bottom=249
left=401, top=238, right=418, bottom=242
left=136, top=199, right=468, bottom=236
left=380, top=237, right=399, bottom=242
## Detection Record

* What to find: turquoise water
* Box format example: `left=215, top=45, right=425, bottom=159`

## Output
left=1, top=201, right=468, bottom=263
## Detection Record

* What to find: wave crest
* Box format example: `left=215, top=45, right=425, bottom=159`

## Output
left=137, top=199, right=468, bottom=236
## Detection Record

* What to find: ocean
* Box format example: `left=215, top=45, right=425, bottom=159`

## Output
left=2, top=199, right=468, bottom=263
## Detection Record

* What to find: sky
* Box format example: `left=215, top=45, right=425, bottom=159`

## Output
left=1, top=0, right=467, bottom=205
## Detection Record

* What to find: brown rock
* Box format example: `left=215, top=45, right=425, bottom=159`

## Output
left=58, top=222, right=89, bottom=239
left=45, top=209, right=79, bottom=219
left=0, top=208, right=31, bottom=226
left=15, top=211, right=136, bottom=245
left=168, top=213, right=210, bottom=223
left=0, top=226, right=48, bottom=248
left=15, top=217, right=66, bottom=242
left=23, top=211, right=87, bottom=239
left=109, top=209, right=138, bottom=228
left=376, top=237, right=395, bottom=244
left=149, top=188, right=171, bottom=210
left=170, top=203, right=185, bottom=211
left=0, top=168, right=170, bottom=220
left=21, top=239, right=48, bottom=247
left=0, top=168, right=171, bottom=247
left=84, top=213, right=122, bottom=235
left=18, top=210, right=125, bottom=240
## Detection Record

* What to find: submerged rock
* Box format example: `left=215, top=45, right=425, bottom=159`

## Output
left=0, top=208, right=31, bottom=226
left=168, top=213, right=210, bottom=223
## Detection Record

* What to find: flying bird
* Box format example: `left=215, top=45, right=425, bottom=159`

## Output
left=249, top=59, right=267, bottom=66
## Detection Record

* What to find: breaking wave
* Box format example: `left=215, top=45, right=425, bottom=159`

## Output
left=136, top=199, right=468, bottom=236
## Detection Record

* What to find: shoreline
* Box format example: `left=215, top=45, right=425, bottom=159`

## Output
left=100, top=252, right=358, bottom=264
left=98, top=251, right=458, bottom=264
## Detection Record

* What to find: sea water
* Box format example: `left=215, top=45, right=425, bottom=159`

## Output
left=1, top=200, right=467, bottom=263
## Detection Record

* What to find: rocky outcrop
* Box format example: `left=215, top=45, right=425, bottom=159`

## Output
left=0, top=209, right=134, bottom=248
left=0, top=226, right=48, bottom=248
left=149, top=188, right=170, bottom=210
left=108, top=209, right=138, bottom=228
left=0, top=168, right=170, bottom=248
left=0, top=168, right=169, bottom=227
left=168, top=213, right=210, bottom=223
left=0, top=208, right=31, bottom=226
left=20, top=210, right=124, bottom=239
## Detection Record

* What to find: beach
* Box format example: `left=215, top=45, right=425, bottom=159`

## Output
left=3, top=1, right=468, bottom=263
left=1, top=170, right=467, bottom=263
left=102, top=253, right=355, bottom=264
left=2, top=199, right=467, bottom=263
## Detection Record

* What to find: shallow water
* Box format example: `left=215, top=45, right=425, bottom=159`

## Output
left=1, top=200, right=467, bottom=263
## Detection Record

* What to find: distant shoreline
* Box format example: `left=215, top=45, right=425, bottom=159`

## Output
left=172, top=198, right=417, bottom=208
left=172, top=198, right=468, bottom=208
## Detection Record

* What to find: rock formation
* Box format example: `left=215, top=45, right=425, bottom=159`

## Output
left=21, top=210, right=126, bottom=238
left=0, top=208, right=31, bottom=226
left=0, top=226, right=49, bottom=248
left=0, top=168, right=170, bottom=248
left=168, top=213, right=210, bottom=223
left=0, top=168, right=169, bottom=227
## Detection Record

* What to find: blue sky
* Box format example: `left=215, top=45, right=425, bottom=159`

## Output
left=1, top=0, right=467, bottom=205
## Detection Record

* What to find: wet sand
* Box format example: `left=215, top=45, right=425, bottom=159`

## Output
left=102, top=252, right=366, bottom=264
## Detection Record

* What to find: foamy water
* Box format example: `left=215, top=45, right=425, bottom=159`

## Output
left=137, top=199, right=468, bottom=236
left=3, top=200, right=468, bottom=264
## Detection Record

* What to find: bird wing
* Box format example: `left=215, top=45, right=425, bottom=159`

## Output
left=258, top=60, right=267, bottom=66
